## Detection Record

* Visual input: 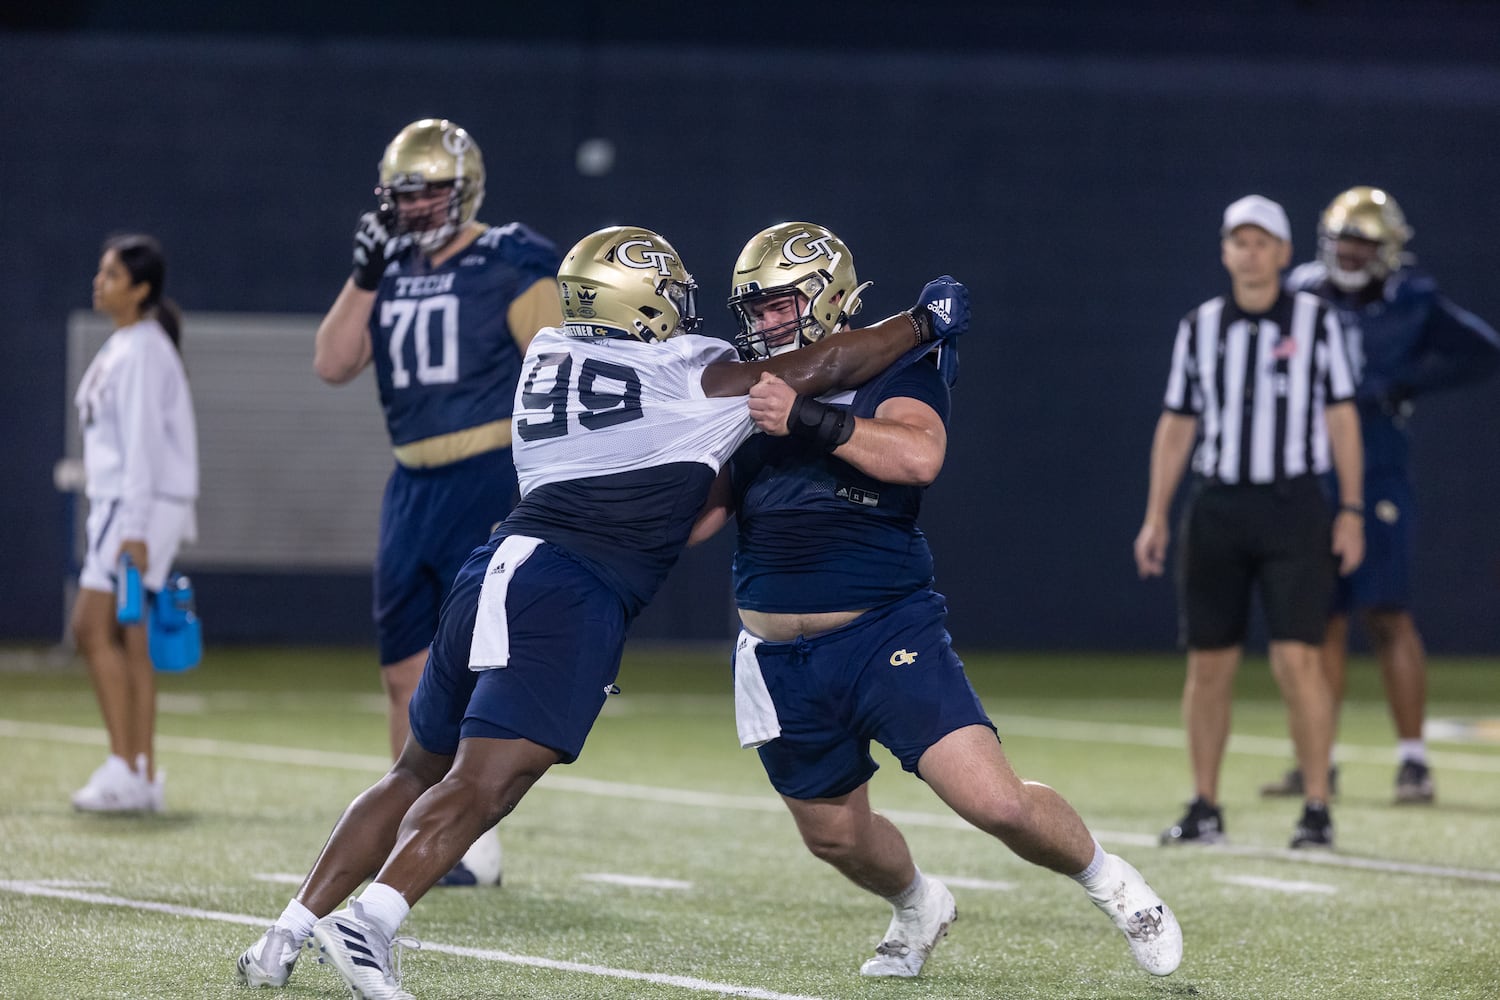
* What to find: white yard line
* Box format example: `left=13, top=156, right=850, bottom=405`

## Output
left=986, top=714, right=1500, bottom=772
left=930, top=875, right=1017, bottom=891
left=1216, top=874, right=1337, bottom=895
left=0, top=879, right=827, bottom=1000
left=5, top=717, right=1500, bottom=883
left=579, top=873, right=694, bottom=890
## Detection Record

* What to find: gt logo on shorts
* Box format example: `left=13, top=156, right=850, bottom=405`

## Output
left=889, top=648, right=919, bottom=667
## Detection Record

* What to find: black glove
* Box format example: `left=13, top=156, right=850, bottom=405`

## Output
left=351, top=212, right=397, bottom=291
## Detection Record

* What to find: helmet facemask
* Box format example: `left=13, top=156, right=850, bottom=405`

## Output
left=729, top=275, right=836, bottom=360
left=377, top=180, right=472, bottom=253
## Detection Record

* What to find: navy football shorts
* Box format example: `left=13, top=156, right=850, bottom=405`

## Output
left=740, top=588, right=993, bottom=801
left=1333, top=467, right=1414, bottom=614
left=408, top=535, right=626, bottom=765
left=374, top=448, right=518, bottom=665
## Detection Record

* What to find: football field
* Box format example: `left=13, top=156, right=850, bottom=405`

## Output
left=1, top=646, right=1497, bottom=999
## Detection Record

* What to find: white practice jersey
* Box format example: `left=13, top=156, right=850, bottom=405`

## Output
left=511, top=328, right=753, bottom=495
left=501, top=327, right=754, bottom=615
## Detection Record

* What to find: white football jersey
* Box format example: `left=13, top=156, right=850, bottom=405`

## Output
left=512, top=328, right=753, bottom=497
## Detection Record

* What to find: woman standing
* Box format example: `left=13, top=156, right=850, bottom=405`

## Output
left=71, top=234, right=198, bottom=812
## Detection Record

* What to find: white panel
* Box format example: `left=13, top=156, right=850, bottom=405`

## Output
left=66, top=311, right=392, bottom=570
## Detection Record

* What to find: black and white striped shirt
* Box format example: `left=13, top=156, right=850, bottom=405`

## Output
left=1163, top=290, right=1355, bottom=484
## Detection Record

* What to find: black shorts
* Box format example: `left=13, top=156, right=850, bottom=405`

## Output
left=1177, top=476, right=1336, bottom=649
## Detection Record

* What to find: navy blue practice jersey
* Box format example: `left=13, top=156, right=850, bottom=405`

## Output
left=1288, top=262, right=1500, bottom=472
left=370, top=222, right=560, bottom=447
left=731, top=351, right=951, bottom=614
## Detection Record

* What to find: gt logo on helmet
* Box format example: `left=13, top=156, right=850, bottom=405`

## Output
left=441, top=130, right=473, bottom=157
left=783, top=231, right=839, bottom=265
left=618, top=239, right=678, bottom=276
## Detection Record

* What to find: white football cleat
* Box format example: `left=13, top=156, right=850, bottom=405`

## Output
left=859, top=877, right=957, bottom=977
left=72, top=755, right=152, bottom=813
left=235, top=926, right=301, bottom=988
left=312, top=908, right=416, bottom=1000
left=436, top=825, right=503, bottom=886
left=1086, top=854, right=1183, bottom=976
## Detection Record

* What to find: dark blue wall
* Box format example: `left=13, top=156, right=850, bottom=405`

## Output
left=4, top=19, right=1499, bottom=650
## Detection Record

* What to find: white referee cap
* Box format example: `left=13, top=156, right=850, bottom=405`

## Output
left=1221, top=195, right=1291, bottom=242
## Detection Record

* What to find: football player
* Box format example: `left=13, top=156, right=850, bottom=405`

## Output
left=236, top=226, right=969, bottom=996
left=1260, top=187, right=1500, bottom=804
left=312, top=118, right=564, bottom=884
left=697, top=222, right=1181, bottom=980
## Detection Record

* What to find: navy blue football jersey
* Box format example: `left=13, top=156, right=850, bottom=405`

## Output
left=1288, top=262, right=1500, bottom=471
left=370, top=222, right=560, bottom=447
left=731, top=349, right=951, bottom=614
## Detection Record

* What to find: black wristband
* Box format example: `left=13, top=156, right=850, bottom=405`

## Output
left=1338, top=502, right=1365, bottom=517
left=786, top=394, right=854, bottom=452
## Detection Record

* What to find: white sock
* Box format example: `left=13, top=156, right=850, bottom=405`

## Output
left=1070, top=841, right=1109, bottom=893
left=886, top=870, right=927, bottom=910
left=352, top=882, right=410, bottom=940
left=274, top=899, right=317, bottom=942
left=1397, top=739, right=1427, bottom=765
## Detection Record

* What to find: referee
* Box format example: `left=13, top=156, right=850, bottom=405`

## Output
left=1133, top=194, right=1364, bottom=850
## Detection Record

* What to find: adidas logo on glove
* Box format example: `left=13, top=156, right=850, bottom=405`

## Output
left=925, top=298, right=953, bottom=326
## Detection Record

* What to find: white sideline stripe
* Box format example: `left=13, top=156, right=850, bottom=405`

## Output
left=11, top=714, right=1500, bottom=774
left=1205, top=843, right=1500, bottom=883
left=0, top=880, right=826, bottom=1000
left=931, top=875, right=1017, bottom=891
left=252, top=873, right=305, bottom=885
left=988, top=714, right=1500, bottom=772
left=6, top=718, right=1499, bottom=883
left=0, top=719, right=391, bottom=771
left=579, top=873, right=693, bottom=890
left=1216, top=874, right=1337, bottom=895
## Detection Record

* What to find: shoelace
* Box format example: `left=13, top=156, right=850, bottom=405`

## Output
left=389, top=935, right=421, bottom=985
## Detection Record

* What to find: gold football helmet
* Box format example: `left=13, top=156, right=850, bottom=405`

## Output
left=376, top=118, right=486, bottom=252
left=727, top=222, right=871, bottom=359
left=557, top=226, right=700, bottom=342
left=1318, top=186, right=1413, bottom=291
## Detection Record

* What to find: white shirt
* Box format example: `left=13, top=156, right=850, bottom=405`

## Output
left=75, top=318, right=199, bottom=540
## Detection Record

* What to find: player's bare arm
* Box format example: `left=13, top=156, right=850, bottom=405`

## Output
left=313, top=281, right=377, bottom=383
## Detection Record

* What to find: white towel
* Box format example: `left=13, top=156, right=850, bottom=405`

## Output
left=468, top=535, right=543, bottom=670
left=733, top=631, right=780, bottom=748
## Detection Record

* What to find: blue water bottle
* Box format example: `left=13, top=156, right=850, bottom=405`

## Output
left=150, top=574, right=202, bottom=673
left=116, top=552, right=143, bottom=625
